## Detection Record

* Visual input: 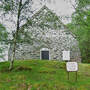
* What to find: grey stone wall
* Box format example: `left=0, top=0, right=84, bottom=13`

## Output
left=8, top=6, right=81, bottom=62
left=8, top=28, right=81, bottom=62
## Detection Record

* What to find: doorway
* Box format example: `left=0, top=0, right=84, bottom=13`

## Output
left=40, top=48, right=49, bottom=60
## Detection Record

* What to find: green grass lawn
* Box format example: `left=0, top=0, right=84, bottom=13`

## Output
left=0, top=60, right=90, bottom=90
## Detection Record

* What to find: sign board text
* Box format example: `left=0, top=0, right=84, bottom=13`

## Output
left=66, top=62, right=78, bottom=72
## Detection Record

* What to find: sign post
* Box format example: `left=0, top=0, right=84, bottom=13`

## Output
left=68, top=72, right=69, bottom=80
left=62, top=51, right=78, bottom=81
left=66, top=62, right=78, bottom=81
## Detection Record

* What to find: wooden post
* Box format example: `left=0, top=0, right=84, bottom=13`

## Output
left=66, top=62, right=78, bottom=81
left=76, top=71, right=77, bottom=82
left=68, top=72, right=69, bottom=80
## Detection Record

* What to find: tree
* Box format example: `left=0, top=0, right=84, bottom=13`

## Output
left=67, top=0, right=90, bottom=62
left=0, top=0, right=34, bottom=70
left=0, top=0, right=52, bottom=70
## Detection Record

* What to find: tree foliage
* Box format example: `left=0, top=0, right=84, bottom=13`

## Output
left=0, top=0, right=34, bottom=70
left=0, top=24, right=8, bottom=59
left=67, top=0, right=90, bottom=62
left=76, top=0, right=90, bottom=9
left=0, top=0, right=49, bottom=70
left=0, top=24, right=8, bottom=42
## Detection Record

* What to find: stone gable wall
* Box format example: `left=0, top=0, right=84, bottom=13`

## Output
left=8, top=28, right=81, bottom=62
left=8, top=6, right=81, bottom=62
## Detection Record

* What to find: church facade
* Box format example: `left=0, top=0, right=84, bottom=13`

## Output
left=8, top=6, right=81, bottom=62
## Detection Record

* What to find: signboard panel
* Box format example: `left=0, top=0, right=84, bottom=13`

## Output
left=63, top=51, right=70, bottom=61
left=66, top=62, right=78, bottom=72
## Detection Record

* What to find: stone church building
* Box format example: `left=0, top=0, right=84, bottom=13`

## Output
left=8, top=6, right=81, bottom=62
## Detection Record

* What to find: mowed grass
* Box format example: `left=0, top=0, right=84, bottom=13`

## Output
left=0, top=60, right=90, bottom=90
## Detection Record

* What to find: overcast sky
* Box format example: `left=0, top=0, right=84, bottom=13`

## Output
left=31, top=0, right=76, bottom=23
left=33, top=0, right=75, bottom=15
left=0, top=0, right=76, bottom=26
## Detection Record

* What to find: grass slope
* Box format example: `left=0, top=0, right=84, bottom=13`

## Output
left=0, top=60, right=90, bottom=90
